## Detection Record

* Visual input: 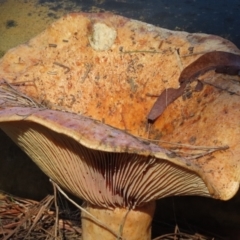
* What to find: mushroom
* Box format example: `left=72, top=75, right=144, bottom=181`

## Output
left=0, top=12, right=240, bottom=239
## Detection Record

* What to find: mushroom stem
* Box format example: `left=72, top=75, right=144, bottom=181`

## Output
left=81, top=201, right=156, bottom=240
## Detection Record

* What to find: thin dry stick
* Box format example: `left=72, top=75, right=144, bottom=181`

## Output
left=184, top=147, right=228, bottom=160
left=52, top=182, right=59, bottom=239
left=174, top=48, right=183, bottom=72
left=181, top=50, right=212, bottom=58
left=53, top=62, right=70, bottom=74
left=146, top=122, right=151, bottom=139
left=118, top=208, right=131, bottom=240
left=0, top=218, right=5, bottom=238
left=165, top=87, right=168, bottom=109
left=25, top=195, right=54, bottom=238
left=50, top=180, right=122, bottom=240
left=152, top=231, right=208, bottom=240
left=140, top=135, right=229, bottom=150
left=38, top=227, right=56, bottom=238
left=81, top=63, right=92, bottom=83
left=174, top=225, right=179, bottom=240
left=121, top=50, right=162, bottom=54
left=1, top=79, right=41, bottom=108
left=2, top=198, right=44, bottom=240
left=132, top=132, right=229, bottom=157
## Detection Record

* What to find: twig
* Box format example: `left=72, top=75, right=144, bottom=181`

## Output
left=49, top=43, right=57, bottom=48
left=52, top=182, right=59, bottom=239
left=118, top=208, right=131, bottom=240
left=0, top=79, right=43, bottom=108
left=152, top=231, right=208, bottom=240
left=146, top=93, right=160, bottom=97
left=38, top=227, right=56, bottom=238
left=132, top=131, right=229, bottom=151
left=174, top=48, right=183, bottom=72
left=81, top=63, right=92, bottom=83
left=25, top=195, right=54, bottom=237
left=131, top=131, right=229, bottom=160
left=50, top=179, right=123, bottom=240
left=174, top=225, right=179, bottom=240
left=121, top=50, right=164, bottom=54
left=53, top=62, right=70, bottom=74
left=184, top=146, right=228, bottom=160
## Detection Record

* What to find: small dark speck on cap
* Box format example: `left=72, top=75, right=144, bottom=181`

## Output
left=142, top=140, right=150, bottom=145
left=5, top=20, right=18, bottom=29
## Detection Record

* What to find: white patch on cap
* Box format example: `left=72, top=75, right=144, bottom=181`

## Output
left=89, top=22, right=117, bottom=51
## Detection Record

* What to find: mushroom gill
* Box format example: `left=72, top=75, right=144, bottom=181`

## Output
left=0, top=108, right=209, bottom=209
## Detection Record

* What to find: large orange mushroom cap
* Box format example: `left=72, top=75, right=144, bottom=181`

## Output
left=0, top=12, right=238, bottom=135
left=1, top=12, right=240, bottom=240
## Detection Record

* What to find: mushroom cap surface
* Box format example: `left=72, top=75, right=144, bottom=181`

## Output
left=0, top=12, right=240, bottom=203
